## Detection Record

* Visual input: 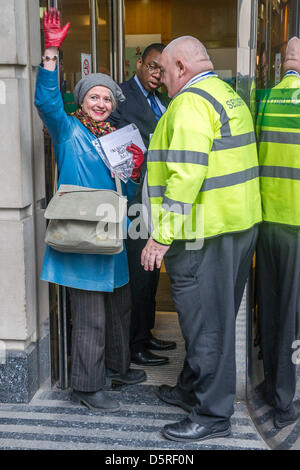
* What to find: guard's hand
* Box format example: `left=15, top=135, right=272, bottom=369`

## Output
left=43, top=7, right=70, bottom=49
left=127, top=144, right=144, bottom=179
left=141, top=237, right=170, bottom=271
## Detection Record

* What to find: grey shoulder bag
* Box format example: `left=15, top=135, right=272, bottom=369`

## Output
left=44, top=176, right=127, bottom=255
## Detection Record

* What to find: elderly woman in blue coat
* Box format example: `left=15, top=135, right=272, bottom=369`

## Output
left=35, top=8, right=146, bottom=411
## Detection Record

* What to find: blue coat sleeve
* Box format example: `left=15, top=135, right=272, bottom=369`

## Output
left=34, top=66, right=73, bottom=145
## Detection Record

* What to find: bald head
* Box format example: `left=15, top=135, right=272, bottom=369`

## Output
left=164, top=36, right=213, bottom=75
left=159, top=36, right=214, bottom=97
left=283, top=36, right=300, bottom=74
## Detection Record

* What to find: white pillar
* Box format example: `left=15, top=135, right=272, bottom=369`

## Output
left=0, top=0, right=50, bottom=402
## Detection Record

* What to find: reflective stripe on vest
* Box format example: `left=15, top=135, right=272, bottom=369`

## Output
left=260, top=166, right=300, bottom=180
left=181, top=88, right=231, bottom=137
left=180, top=88, right=256, bottom=151
left=162, top=196, right=193, bottom=214
left=212, top=132, right=256, bottom=151
left=147, top=149, right=209, bottom=165
left=148, top=166, right=259, bottom=199
left=260, top=130, right=300, bottom=145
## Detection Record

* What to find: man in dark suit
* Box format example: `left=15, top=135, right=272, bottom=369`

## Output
left=109, top=43, right=176, bottom=366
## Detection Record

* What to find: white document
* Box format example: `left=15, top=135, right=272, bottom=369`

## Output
left=97, top=123, right=146, bottom=168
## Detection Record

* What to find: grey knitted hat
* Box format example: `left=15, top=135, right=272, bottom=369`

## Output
left=74, top=73, right=126, bottom=107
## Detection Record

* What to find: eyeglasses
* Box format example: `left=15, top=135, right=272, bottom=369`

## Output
left=143, top=62, right=161, bottom=74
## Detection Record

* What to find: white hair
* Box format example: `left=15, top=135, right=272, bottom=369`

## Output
left=108, top=89, right=117, bottom=112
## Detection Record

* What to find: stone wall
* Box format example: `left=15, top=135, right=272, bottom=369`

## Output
left=0, top=0, right=50, bottom=402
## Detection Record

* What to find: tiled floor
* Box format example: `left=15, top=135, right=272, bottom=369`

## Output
left=247, top=347, right=300, bottom=450
left=0, top=298, right=269, bottom=450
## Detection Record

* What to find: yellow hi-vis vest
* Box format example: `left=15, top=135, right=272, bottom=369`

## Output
left=147, top=76, right=262, bottom=245
left=257, top=74, right=300, bottom=227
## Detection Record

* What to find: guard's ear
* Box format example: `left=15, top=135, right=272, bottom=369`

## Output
left=176, top=59, right=185, bottom=77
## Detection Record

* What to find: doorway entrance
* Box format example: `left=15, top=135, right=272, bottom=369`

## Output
left=122, top=0, right=238, bottom=311
left=40, top=0, right=125, bottom=388
left=41, top=0, right=258, bottom=389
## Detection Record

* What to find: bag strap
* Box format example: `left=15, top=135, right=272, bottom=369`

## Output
left=54, top=161, right=123, bottom=196
left=115, top=174, right=122, bottom=195
left=54, top=162, right=58, bottom=192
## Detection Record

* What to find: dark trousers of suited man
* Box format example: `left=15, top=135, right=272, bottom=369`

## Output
left=126, top=230, right=160, bottom=353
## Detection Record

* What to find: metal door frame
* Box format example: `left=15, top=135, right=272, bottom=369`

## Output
left=236, top=0, right=258, bottom=108
left=47, top=0, right=124, bottom=390
left=241, top=0, right=300, bottom=405
left=236, top=0, right=259, bottom=403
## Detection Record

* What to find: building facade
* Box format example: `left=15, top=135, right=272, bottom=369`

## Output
left=0, top=0, right=299, bottom=409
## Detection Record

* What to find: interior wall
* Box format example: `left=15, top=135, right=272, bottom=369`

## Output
left=124, top=0, right=237, bottom=77
left=171, top=0, right=237, bottom=48
left=125, top=0, right=172, bottom=43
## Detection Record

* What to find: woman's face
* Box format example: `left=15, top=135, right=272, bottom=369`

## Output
left=81, top=86, right=113, bottom=122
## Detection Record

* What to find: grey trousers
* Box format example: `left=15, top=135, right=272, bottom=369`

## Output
left=69, top=284, right=131, bottom=392
left=164, top=226, right=258, bottom=426
left=256, top=222, right=300, bottom=412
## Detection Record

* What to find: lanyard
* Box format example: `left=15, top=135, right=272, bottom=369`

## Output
left=174, top=71, right=217, bottom=99
left=284, top=70, right=300, bottom=78
left=183, top=71, right=217, bottom=89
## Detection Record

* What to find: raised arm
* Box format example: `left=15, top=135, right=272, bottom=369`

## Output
left=34, top=8, right=71, bottom=144
left=42, top=8, right=70, bottom=72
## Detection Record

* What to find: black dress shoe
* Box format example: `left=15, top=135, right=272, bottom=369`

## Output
left=106, top=368, right=147, bottom=384
left=70, top=389, right=120, bottom=412
left=274, top=400, right=300, bottom=429
left=131, top=349, right=169, bottom=366
left=162, top=417, right=231, bottom=442
left=157, top=384, right=195, bottom=412
left=146, top=335, right=176, bottom=351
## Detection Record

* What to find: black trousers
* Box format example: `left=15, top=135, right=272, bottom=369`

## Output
left=126, top=235, right=160, bottom=353
left=69, top=284, right=131, bottom=392
left=256, top=222, right=300, bottom=412
left=164, top=227, right=258, bottom=426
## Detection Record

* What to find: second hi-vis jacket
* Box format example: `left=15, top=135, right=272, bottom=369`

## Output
left=147, top=76, right=262, bottom=245
left=257, top=74, right=300, bottom=227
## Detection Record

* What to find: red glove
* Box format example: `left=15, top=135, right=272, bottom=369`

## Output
left=43, top=7, right=70, bottom=49
left=127, top=144, right=144, bottom=179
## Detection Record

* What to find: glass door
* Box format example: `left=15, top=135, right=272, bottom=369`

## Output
left=123, top=0, right=239, bottom=311
left=249, top=0, right=300, bottom=400
left=40, top=0, right=123, bottom=388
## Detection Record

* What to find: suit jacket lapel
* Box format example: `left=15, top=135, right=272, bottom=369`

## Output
left=128, top=76, right=149, bottom=107
left=128, top=76, right=168, bottom=123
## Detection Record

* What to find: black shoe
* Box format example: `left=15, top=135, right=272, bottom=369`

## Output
left=70, top=389, right=120, bottom=412
left=131, top=349, right=169, bottom=366
left=146, top=335, right=177, bottom=351
left=274, top=400, right=300, bottom=429
left=157, top=384, right=195, bottom=412
left=162, top=417, right=231, bottom=442
left=106, top=368, right=147, bottom=385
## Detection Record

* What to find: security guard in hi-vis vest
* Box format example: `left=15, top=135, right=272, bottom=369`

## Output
left=256, top=37, right=300, bottom=429
left=141, top=36, right=262, bottom=442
